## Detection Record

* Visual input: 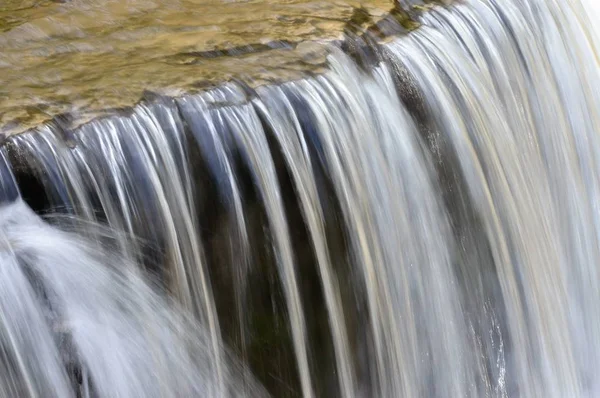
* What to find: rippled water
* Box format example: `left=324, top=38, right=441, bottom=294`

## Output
left=2, top=0, right=600, bottom=396
left=0, top=0, right=399, bottom=135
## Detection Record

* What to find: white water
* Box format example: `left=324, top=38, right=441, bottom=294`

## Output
left=2, top=0, right=600, bottom=396
left=0, top=199, right=266, bottom=397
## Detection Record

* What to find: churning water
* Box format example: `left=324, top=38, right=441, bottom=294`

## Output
left=2, top=0, right=600, bottom=396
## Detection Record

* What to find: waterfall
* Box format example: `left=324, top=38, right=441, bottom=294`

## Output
left=2, top=0, right=600, bottom=396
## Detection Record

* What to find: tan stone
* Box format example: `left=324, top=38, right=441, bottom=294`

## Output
left=0, top=0, right=408, bottom=135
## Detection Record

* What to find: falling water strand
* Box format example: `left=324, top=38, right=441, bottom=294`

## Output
left=388, top=0, right=600, bottom=395
left=177, top=93, right=252, bottom=392
left=0, top=150, right=18, bottom=204
left=12, top=104, right=226, bottom=395
left=271, top=50, right=475, bottom=397
left=254, top=85, right=356, bottom=398
left=86, top=105, right=226, bottom=395
left=206, top=89, right=315, bottom=398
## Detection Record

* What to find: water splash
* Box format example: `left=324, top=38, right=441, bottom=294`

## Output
left=0, top=199, right=266, bottom=397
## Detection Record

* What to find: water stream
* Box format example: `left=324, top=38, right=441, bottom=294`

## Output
left=1, top=0, right=600, bottom=396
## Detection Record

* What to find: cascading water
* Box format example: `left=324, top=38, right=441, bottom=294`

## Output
left=1, top=0, right=600, bottom=396
left=0, top=198, right=266, bottom=397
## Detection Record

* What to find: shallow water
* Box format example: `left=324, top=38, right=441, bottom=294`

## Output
left=0, top=0, right=398, bottom=135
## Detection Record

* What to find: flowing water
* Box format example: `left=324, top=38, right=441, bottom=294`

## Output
left=2, top=0, right=600, bottom=396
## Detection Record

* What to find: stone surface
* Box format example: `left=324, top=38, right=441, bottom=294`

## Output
left=1, top=0, right=401, bottom=135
